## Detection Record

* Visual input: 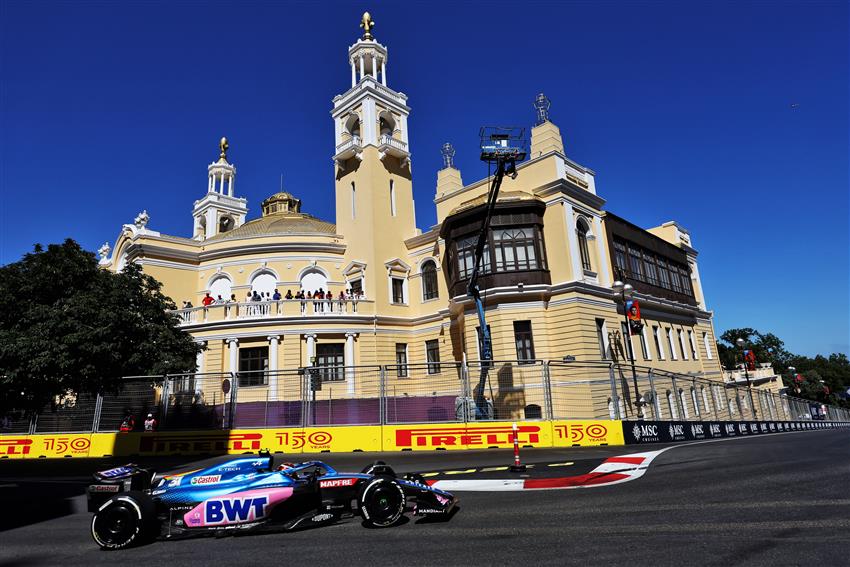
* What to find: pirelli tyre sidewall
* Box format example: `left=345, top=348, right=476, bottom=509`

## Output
left=91, top=491, right=156, bottom=550
left=359, top=477, right=406, bottom=528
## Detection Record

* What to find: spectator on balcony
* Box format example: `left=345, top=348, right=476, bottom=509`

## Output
left=144, top=413, right=158, bottom=431
left=285, top=289, right=293, bottom=300
left=314, top=289, right=323, bottom=313
left=272, top=289, right=281, bottom=301
left=185, top=300, right=193, bottom=308
left=300, top=290, right=307, bottom=314
left=119, top=411, right=135, bottom=433
left=215, top=295, right=225, bottom=304
left=202, top=293, right=214, bottom=307
left=338, top=290, right=346, bottom=313
left=326, top=290, right=334, bottom=312
left=252, top=291, right=262, bottom=302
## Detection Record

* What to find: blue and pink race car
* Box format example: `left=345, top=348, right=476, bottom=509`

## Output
left=87, top=453, right=457, bottom=549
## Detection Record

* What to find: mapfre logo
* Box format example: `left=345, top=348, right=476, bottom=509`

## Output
left=319, top=478, right=357, bottom=488
left=139, top=433, right=262, bottom=453
left=394, top=425, right=540, bottom=448
left=0, top=438, right=33, bottom=456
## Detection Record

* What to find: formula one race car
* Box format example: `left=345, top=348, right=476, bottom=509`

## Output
left=86, top=454, right=457, bottom=549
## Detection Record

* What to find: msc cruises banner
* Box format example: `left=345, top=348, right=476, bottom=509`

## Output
left=621, top=420, right=846, bottom=445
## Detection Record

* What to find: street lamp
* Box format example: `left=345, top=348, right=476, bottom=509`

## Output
left=736, top=337, right=757, bottom=419
left=612, top=280, right=643, bottom=419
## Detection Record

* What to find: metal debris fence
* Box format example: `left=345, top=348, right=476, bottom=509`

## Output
left=2, top=360, right=848, bottom=434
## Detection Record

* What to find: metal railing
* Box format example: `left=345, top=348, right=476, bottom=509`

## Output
left=3, top=360, right=849, bottom=434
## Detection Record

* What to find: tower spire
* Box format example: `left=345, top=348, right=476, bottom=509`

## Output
left=360, top=12, right=375, bottom=40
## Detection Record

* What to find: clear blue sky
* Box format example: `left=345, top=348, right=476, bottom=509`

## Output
left=1, top=1, right=847, bottom=357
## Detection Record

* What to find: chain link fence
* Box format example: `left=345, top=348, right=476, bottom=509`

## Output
left=3, top=360, right=849, bottom=433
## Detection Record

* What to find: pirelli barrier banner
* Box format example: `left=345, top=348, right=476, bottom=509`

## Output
left=622, top=420, right=849, bottom=445
left=2, top=419, right=845, bottom=459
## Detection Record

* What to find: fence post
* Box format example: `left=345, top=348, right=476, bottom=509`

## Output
left=608, top=363, right=621, bottom=420
left=461, top=357, right=470, bottom=424
left=543, top=362, right=555, bottom=421
left=671, top=376, right=683, bottom=420
left=379, top=365, right=386, bottom=426
left=648, top=370, right=659, bottom=420
left=722, top=386, right=732, bottom=420
left=92, top=393, right=103, bottom=433
left=29, top=414, right=37, bottom=435
left=755, top=390, right=765, bottom=421
left=160, top=376, right=170, bottom=428
left=228, top=372, right=238, bottom=429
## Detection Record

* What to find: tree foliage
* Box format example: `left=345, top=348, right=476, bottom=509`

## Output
left=717, top=327, right=850, bottom=408
left=0, top=239, right=201, bottom=415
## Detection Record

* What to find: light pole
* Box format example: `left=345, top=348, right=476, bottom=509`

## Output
left=612, top=280, right=643, bottom=419
left=736, top=337, right=757, bottom=419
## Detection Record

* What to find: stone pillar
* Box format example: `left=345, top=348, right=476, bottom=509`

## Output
left=208, top=174, right=213, bottom=193
left=359, top=56, right=364, bottom=81
left=593, top=215, right=611, bottom=286
left=268, top=335, right=280, bottom=401
left=381, top=59, right=386, bottom=86
left=351, top=61, right=356, bottom=87
left=371, top=55, right=378, bottom=80
left=345, top=333, right=357, bottom=395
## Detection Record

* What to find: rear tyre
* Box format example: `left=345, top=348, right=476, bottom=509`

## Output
left=91, top=491, right=157, bottom=550
left=359, top=478, right=406, bottom=528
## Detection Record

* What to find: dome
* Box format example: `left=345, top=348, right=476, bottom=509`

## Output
left=262, top=192, right=302, bottom=215
left=206, top=212, right=336, bottom=241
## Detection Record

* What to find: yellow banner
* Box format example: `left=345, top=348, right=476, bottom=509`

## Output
left=2, top=421, right=624, bottom=459
left=551, top=420, right=624, bottom=447
left=383, top=421, right=553, bottom=451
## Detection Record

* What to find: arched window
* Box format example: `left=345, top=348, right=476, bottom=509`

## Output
left=209, top=275, right=232, bottom=301
left=299, top=268, right=328, bottom=294
left=421, top=260, right=438, bottom=300
left=576, top=218, right=592, bottom=271
left=379, top=111, right=396, bottom=137
left=345, top=114, right=360, bottom=139
left=219, top=215, right=234, bottom=234
left=250, top=271, right=277, bottom=298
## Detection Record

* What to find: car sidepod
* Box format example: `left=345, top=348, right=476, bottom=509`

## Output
left=398, top=479, right=457, bottom=517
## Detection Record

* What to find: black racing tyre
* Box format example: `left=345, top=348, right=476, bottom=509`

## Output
left=91, top=491, right=157, bottom=550
left=359, top=477, right=406, bottom=528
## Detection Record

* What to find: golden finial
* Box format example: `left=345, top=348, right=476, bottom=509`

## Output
left=360, top=12, right=375, bottom=40
left=219, top=136, right=229, bottom=160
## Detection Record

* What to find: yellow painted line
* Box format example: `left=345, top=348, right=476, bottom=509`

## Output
left=480, top=466, right=509, bottom=472
left=444, top=469, right=477, bottom=475
left=420, top=472, right=439, bottom=477
left=547, top=462, right=575, bottom=467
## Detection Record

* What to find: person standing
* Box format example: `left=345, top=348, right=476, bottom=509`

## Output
left=144, top=413, right=158, bottom=431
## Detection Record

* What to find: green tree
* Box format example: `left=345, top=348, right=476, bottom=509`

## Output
left=0, top=239, right=201, bottom=415
left=716, top=327, right=792, bottom=370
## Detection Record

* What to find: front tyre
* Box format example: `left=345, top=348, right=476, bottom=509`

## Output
left=91, top=491, right=157, bottom=550
left=359, top=478, right=406, bottom=528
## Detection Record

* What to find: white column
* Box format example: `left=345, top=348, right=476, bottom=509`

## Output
left=593, top=215, right=611, bottom=286
left=208, top=174, right=213, bottom=192
left=194, top=340, right=206, bottom=394
left=351, top=61, right=356, bottom=87
left=227, top=338, right=239, bottom=374
left=381, top=59, right=386, bottom=86
left=305, top=334, right=317, bottom=364
left=359, top=55, right=364, bottom=82
left=228, top=173, right=234, bottom=196
left=371, top=55, right=377, bottom=80
left=345, top=333, right=357, bottom=395
left=268, top=335, right=280, bottom=401
left=563, top=202, right=582, bottom=280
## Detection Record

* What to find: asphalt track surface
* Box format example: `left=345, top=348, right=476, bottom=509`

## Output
left=1, top=430, right=849, bottom=566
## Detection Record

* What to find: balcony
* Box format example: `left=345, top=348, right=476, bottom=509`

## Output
left=378, top=134, right=409, bottom=163
left=723, top=365, right=777, bottom=387
left=334, top=135, right=362, bottom=165
left=171, top=299, right=376, bottom=327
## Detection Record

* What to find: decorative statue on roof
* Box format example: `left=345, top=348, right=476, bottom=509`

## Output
left=219, top=136, right=229, bottom=161
left=360, top=12, right=375, bottom=40
left=98, top=242, right=111, bottom=260
left=134, top=210, right=150, bottom=229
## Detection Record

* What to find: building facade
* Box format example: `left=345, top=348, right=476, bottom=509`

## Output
left=100, top=16, right=778, bottom=421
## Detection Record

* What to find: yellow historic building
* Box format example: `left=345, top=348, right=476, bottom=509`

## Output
left=99, top=15, right=780, bottom=424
